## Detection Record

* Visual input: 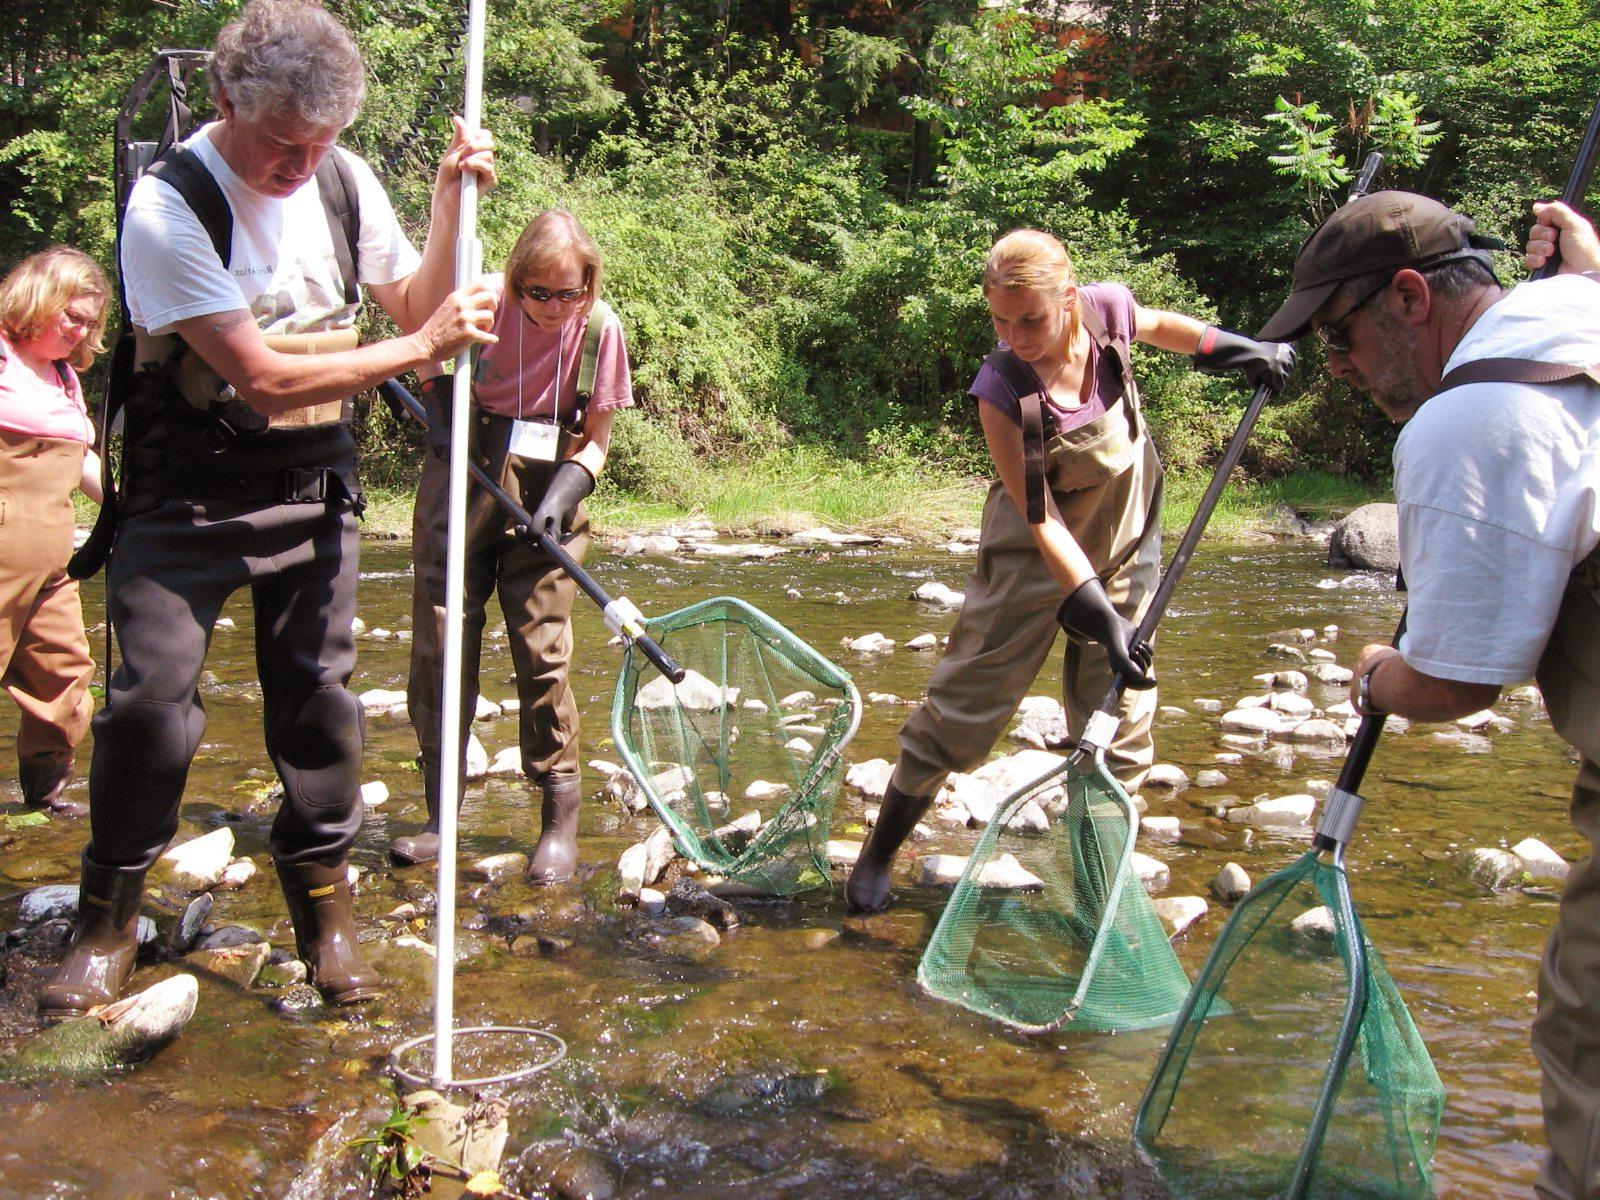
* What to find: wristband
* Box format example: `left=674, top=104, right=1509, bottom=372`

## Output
left=1356, top=659, right=1387, bottom=717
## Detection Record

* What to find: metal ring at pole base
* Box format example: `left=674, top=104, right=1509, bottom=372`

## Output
left=388, top=1025, right=567, bottom=1090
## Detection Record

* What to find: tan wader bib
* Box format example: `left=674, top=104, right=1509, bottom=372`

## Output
left=0, top=430, right=94, bottom=759
left=137, top=325, right=358, bottom=431
left=1532, top=546, right=1600, bottom=1200
left=895, top=384, right=1164, bottom=798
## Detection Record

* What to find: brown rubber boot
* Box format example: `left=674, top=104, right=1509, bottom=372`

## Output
left=844, top=781, right=933, bottom=914
left=37, top=854, right=147, bottom=1020
left=389, top=762, right=461, bottom=866
left=527, top=775, right=582, bottom=884
left=20, top=751, right=87, bottom=818
left=275, top=859, right=382, bottom=1005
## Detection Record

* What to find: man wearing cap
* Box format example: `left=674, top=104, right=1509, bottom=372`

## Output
left=1261, top=191, right=1600, bottom=1199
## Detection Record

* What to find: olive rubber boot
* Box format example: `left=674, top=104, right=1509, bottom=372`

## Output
left=37, top=854, right=147, bottom=1020
left=389, top=763, right=463, bottom=866
left=275, top=859, right=382, bottom=1005
left=527, top=775, right=582, bottom=885
left=844, top=781, right=933, bottom=914
left=20, top=751, right=87, bottom=818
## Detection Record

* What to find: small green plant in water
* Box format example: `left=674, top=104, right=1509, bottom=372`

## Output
left=347, top=1104, right=433, bottom=1196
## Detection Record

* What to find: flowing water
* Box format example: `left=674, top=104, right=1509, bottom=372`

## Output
left=0, top=536, right=1569, bottom=1198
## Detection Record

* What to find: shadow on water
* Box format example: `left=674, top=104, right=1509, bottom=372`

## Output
left=0, top=539, right=1568, bottom=1197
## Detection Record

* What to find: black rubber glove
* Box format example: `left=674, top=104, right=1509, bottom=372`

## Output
left=1193, top=326, right=1296, bottom=392
left=1056, top=577, right=1155, bottom=689
left=527, top=460, right=595, bottom=541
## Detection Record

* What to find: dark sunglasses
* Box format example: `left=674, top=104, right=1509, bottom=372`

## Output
left=520, top=284, right=588, bottom=304
left=1314, top=275, right=1393, bottom=354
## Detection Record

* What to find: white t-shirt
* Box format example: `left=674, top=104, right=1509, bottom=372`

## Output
left=121, top=123, right=421, bottom=337
left=1396, top=273, right=1600, bottom=685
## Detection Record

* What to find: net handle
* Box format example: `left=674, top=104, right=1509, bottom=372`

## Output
left=1532, top=84, right=1600, bottom=280
left=380, top=378, right=685, bottom=684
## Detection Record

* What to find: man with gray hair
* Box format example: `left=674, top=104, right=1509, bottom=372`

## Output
left=1260, top=192, right=1600, bottom=1199
left=40, top=0, right=498, bottom=1017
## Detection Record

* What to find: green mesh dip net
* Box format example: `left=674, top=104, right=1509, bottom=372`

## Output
left=610, top=596, right=861, bottom=896
left=917, top=751, right=1193, bottom=1033
left=1135, top=780, right=1444, bottom=1199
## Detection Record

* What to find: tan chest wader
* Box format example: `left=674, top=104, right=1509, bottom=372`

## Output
left=893, top=302, right=1164, bottom=800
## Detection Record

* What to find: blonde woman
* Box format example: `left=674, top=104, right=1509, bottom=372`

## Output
left=391, top=209, right=634, bottom=879
left=0, top=246, right=110, bottom=817
left=845, top=228, right=1294, bottom=913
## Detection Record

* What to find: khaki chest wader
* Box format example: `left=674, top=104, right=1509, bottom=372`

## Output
left=894, top=307, right=1163, bottom=796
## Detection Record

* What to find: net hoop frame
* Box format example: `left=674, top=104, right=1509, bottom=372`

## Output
left=1132, top=849, right=1376, bottom=1198
left=388, top=1024, right=568, bottom=1090
left=610, top=595, right=862, bottom=883
left=916, top=749, right=1184, bottom=1034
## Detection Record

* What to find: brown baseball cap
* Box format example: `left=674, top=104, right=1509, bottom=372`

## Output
left=1258, top=190, right=1501, bottom=341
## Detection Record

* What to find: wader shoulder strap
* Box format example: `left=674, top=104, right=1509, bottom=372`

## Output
left=148, top=146, right=231, bottom=267
left=316, top=150, right=361, bottom=307
left=984, top=346, right=1049, bottom=525
left=576, top=299, right=613, bottom=405
left=1078, top=300, right=1134, bottom=401
left=1439, top=356, right=1600, bottom=392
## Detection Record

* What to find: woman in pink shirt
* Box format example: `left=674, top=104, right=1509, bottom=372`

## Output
left=0, top=246, right=109, bottom=816
left=392, top=209, right=634, bottom=876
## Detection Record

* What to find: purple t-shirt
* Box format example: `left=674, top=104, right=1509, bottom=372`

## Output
left=969, top=282, right=1137, bottom=433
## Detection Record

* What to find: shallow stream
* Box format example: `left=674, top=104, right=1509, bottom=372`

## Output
left=0, top=536, right=1571, bottom=1198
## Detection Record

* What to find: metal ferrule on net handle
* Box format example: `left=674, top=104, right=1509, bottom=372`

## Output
left=379, top=377, right=685, bottom=684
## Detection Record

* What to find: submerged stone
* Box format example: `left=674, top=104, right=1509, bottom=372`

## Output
left=3, top=975, right=198, bottom=1080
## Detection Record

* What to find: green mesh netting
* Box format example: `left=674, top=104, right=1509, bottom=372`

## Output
left=917, top=756, right=1193, bottom=1033
left=1135, top=850, right=1443, bottom=1200
left=610, top=596, right=861, bottom=896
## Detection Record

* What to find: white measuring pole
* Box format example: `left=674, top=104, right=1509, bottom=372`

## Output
left=431, top=0, right=488, bottom=1088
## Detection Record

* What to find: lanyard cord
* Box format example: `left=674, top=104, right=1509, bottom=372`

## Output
left=514, top=305, right=566, bottom=426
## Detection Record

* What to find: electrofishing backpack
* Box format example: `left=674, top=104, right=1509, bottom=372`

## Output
left=69, top=48, right=361, bottom=578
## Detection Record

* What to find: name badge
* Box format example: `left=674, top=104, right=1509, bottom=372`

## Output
left=508, top=418, right=560, bottom=462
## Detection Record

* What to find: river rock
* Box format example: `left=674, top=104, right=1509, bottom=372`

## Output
left=1283, top=718, right=1348, bottom=747
left=193, top=939, right=270, bottom=988
left=1219, top=733, right=1267, bottom=751
left=216, top=858, right=257, bottom=891
left=845, top=758, right=893, bottom=799
left=1461, top=847, right=1525, bottom=890
left=1192, top=698, right=1224, bottom=713
left=1266, top=643, right=1309, bottom=663
left=621, top=534, right=681, bottom=556
left=785, top=737, right=815, bottom=757
left=357, top=780, right=390, bottom=808
left=1269, top=692, right=1316, bottom=717
left=466, top=852, right=529, bottom=883
left=1506, top=685, right=1543, bottom=705
left=464, top=734, right=488, bottom=780
left=1221, top=708, right=1280, bottom=735
left=1132, top=852, right=1170, bottom=891
left=1010, top=696, right=1069, bottom=750
left=1291, top=905, right=1338, bottom=953
left=1227, top=794, right=1316, bottom=828
left=911, top=581, right=965, bottom=610
left=844, top=632, right=895, bottom=654
left=638, top=887, right=668, bottom=915
left=825, top=840, right=862, bottom=868
left=1140, top=815, right=1181, bottom=841
left=1307, top=662, right=1354, bottom=685
left=1235, top=693, right=1270, bottom=709
left=666, top=879, right=741, bottom=931
left=359, top=687, right=408, bottom=714
left=1195, top=769, right=1228, bottom=788
left=744, top=779, right=790, bottom=802
left=18, top=884, right=78, bottom=926
left=1004, top=799, right=1051, bottom=834
left=157, top=827, right=235, bottom=892
left=169, top=893, right=213, bottom=956
left=1457, top=709, right=1515, bottom=733
left=473, top=694, right=501, bottom=721
left=1511, top=838, right=1570, bottom=882
left=906, top=633, right=939, bottom=650
left=545, top=1146, right=620, bottom=1200
left=1, top=975, right=199, bottom=1081
left=1153, top=896, right=1208, bottom=938
left=1329, top=503, right=1400, bottom=572
left=400, top=1089, right=510, bottom=1195
left=648, top=915, right=721, bottom=959
left=713, top=810, right=763, bottom=854
left=1145, top=763, right=1189, bottom=789
left=638, top=668, right=735, bottom=712
left=1211, top=862, right=1252, bottom=903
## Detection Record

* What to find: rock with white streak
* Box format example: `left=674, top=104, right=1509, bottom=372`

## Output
left=1511, top=838, right=1570, bottom=882
left=911, top=582, right=965, bottom=610
left=907, top=633, right=939, bottom=651
left=1227, top=794, right=1317, bottom=829
left=1153, top=896, right=1208, bottom=938
left=157, top=828, right=235, bottom=892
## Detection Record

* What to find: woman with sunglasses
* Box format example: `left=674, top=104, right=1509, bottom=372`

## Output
left=846, top=227, right=1294, bottom=913
left=391, top=209, right=634, bottom=880
left=0, top=246, right=110, bottom=818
